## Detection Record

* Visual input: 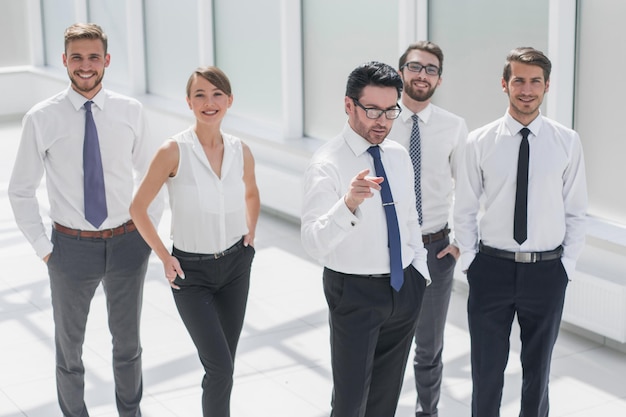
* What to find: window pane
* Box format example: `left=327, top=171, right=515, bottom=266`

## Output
left=429, top=0, right=549, bottom=131
left=214, top=0, right=282, bottom=126
left=0, top=0, right=31, bottom=66
left=144, top=0, right=199, bottom=100
left=303, top=0, right=399, bottom=140
left=42, top=0, right=76, bottom=69
left=575, top=0, right=626, bottom=224
left=88, top=0, right=129, bottom=89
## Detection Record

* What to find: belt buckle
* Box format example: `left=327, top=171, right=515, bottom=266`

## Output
left=515, top=252, right=536, bottom=263
left=213, top=251, right=225, bottom=259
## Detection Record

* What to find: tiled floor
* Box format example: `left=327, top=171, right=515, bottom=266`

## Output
left=1, top=117, right=626, bottom=416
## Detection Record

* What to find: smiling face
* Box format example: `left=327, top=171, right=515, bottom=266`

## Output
left=400, top=49, right=442, bottom=104
left=63, top=38, right=109, bottom=99
left=186, top=75, right=233, bottom=127
left=502, top=61, right=550, bottom=125
left=346, top=85, right=399, bottom=145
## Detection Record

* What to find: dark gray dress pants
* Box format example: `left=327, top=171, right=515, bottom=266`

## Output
left=47, top=228, right=151, bottom=417
left=414, top=237, right=456, bottom=417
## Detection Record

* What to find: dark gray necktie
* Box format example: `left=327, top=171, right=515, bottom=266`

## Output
left=514, top=127, right=530, bottom=244
left=409, top=114, right=423, bottom=225
left=83, top=101, right=108, bottom=228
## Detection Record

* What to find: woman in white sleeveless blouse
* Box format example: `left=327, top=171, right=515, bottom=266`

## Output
left=130, top=66, right=260, bottom=417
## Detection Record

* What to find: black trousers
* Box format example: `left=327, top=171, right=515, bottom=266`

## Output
left=323, top=265, right=426, bottom=417
left=172, top=242, right=255, bottom=417
left=467, top=252, right=569, bottom=417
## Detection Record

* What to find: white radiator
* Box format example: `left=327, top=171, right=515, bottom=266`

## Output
left=562, top=245, right=626, bottom=343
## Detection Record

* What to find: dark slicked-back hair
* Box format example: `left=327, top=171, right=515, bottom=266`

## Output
left=64, top=23, right=108, bottom=54
left=503, top=47, right=552, bottom=82
left=345, top=61, right=403, bottom=100
left=399, top=41, right=444, bottom=73
left=186, top=66, right=232, bottom=97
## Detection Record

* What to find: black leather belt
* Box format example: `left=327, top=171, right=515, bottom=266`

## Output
left=479, top=242, right=563, bottom=263
left=173, top=238, right=245, bottom=261
left=422, top=227, right=450, bottom=244
left=325, top=268, right=391, bottom=279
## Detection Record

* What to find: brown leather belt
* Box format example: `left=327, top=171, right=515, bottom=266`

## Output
left=53, top=220, right=136, bottom=239
left=422, top=227, right=450, bottom=244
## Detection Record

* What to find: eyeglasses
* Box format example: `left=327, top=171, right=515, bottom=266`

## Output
left=352, top=98, right=402, bottom=120
left=401, top=61, right=441, bottom=76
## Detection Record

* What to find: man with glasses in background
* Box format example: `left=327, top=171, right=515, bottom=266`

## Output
left=387, top=41, right=468, bottom=417
left=301, top=61, right=431, bottom=417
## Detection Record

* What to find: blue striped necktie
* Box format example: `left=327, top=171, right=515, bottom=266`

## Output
left=367, top=145, right=404, bottom=291
left=83, top=101, right=108, bottom=228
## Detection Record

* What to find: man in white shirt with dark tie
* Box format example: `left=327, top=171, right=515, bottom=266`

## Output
left=301, top=61, right=431, bottom=417
left=387, top=41, right=468, bottom=417
left=454, top=47, right=587, bottom=417
left=8, top=23, right=162, bottom=417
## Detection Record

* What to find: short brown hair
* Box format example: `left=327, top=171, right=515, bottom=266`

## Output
left=399, top=41, right=444, bottom=74
left=503, top=47, right=551, bottom=82
left=64, top=23, right=108, bottom=54
left=186, top=66, right=232, bottom=97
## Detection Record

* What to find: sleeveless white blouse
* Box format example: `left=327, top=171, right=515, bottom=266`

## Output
left=166, top=127, right=248, bottom=253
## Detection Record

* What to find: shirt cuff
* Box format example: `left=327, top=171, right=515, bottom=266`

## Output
left=34, top=236, right=53, bottom=260
left=460, top=251, right=477, bottom=273
left=561, top=256, right=576, bottom=281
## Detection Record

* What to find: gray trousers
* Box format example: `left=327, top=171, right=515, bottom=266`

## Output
left=414, top=237, right=456, bottom=417
left=47, top=228, right=151, bottom=417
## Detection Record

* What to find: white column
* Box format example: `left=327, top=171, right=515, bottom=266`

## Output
left=547, top=0, right=577, bottom=128
left=398, top=0, right=429, bottom=56
left=280, top=0, right=303, bottom=139
left=126, top=0, right=146, bottom=95
left=198, top=0, right=215, bottom=66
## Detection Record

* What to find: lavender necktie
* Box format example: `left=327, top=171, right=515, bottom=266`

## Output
left=83, top=101, right=108, bottom=228
left=514, top=127, right=530, bottom=244
left=409, top=114, right=423, bottom=225
left=367, top=146, right=404, bottom=291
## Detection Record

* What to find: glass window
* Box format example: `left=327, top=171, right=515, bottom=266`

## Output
left=41, top=0, right=76, bottom=69
left=429, top=0, right=549, bottom=131
left=575, top=0, right=626, bottom=224
left=144, top=0, right=199, bottom=100
left=87, top=0, right=129, bottom=89
left=213, top=0, right=282, bottom=127
left=302, top=0, right=399, bottom=140
left=0, top=0, right=31, bottom=66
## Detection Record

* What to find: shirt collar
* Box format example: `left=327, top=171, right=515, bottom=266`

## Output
left=399, top=101, right=433, bottom=125
left=67, top=85, right=106, bottom=112
left=342, top=122, right=395, bottom=157
left=504, top=111, right=544, bottom=137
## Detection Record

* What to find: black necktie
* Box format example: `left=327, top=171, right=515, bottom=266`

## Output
left=83, top=101, right=108, bottom=228
left=514, top=128, right=530, bottom=244
left=367, top=146, right=403, bottom=291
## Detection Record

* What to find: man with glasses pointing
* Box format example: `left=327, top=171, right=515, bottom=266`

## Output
left=302, top=61, right=431, bottom=417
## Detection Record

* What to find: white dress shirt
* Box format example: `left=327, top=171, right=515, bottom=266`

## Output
left=454, top=112, right=588, bottom=278
left=8, top=86, right=163, bottom=258
left=301, top=123, right=431, bottom=284
left=387, top=102, right=468, bottom=234
left=167, top=127, right=248, bottom=254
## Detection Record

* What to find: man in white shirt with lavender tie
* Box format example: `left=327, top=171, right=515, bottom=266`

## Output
left=387, top=41, right=468, bottom=417
left=8, top=23, right=162, bottom=417
left=454, top=47, right=587, bottom=417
